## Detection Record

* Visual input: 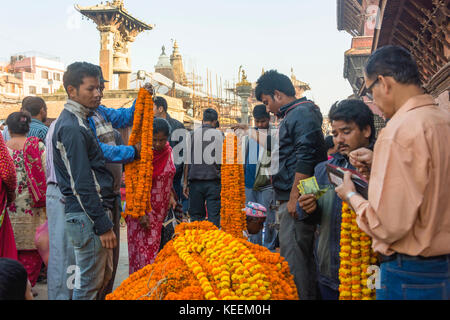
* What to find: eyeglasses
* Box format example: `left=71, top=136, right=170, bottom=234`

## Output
left=365, top=77, right=380, bottom=100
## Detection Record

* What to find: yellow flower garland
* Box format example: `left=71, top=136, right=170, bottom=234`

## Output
left=220, top=133, right=246, bottom=238
left=339, top=202, right=377, bottom=300
left=106, top=221, right=299, bottom=300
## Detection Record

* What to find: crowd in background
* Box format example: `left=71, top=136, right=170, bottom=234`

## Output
left=0, top=45, right=449, bottom=300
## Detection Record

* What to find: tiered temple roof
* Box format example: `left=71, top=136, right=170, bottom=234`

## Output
left=372, top=0, right=449, bottom=97
left=337, top=0, right=365, bottom=36
left=75, top=0, right=153, bottom=32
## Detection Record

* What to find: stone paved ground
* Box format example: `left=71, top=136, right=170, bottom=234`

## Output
left=33, top=225, right=129, bottom=300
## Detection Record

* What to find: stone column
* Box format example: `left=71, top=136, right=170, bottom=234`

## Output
left=236, top=85, right=252, bottom=125
left=116, top=36, right=133, bottom=90
left=98, top=26, right=115, bottom=90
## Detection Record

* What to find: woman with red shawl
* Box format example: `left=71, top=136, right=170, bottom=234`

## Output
left=0, top=132, right=18, bottom=259
left=126, top=118, right=176, bottom=274
left=5, top=112, right=47, bottom=287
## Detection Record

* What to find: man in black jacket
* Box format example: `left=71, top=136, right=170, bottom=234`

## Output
left=53, top=62, right=117, bottom=300
left=255, top=70, right=327, bottom=299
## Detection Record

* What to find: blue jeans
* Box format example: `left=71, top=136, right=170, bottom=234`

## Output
left=46, top=184, right=75, bottom=300
left=47, top=184, right=76, bottom=300
left=377, top=254, right=450, bottom=300
left=245, top=187, right=277, bottom=251
left=65, top=211, right=113, bottom=300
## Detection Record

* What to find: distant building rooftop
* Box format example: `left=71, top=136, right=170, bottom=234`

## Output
left=11, top=51, right=62, bottom=62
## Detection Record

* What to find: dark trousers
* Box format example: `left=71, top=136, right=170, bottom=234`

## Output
left=278, top=202, right=318, bottom=300
left=173, top=175, right=183, bottom=201
left=188, top=180, right=221, bottom=228
left=318, top=283, right=339, bottom=300
left=99, top=197, right=121, bottom=299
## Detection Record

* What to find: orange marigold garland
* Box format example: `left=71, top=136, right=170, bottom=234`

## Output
left=338, top=202, right=378, bottom=300
left=220, top=133, right=246, bottom=238
left=106, top=221, right=298, bottom=300
left=123, top=88, right=154, bottom=219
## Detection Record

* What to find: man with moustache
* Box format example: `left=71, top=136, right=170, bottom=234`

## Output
left=298, top=99, right=375, bottom=299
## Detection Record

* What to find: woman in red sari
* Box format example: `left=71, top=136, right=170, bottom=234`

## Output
left=0, top=133, right=18, bottom=260
left=126, top=118, right=176, bottom=274
left=5, top=112, right=47, bottom=287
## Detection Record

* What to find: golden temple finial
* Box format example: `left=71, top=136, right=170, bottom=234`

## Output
left=236, top=66, right=251, bottom=87
left=112, top=0, right=124, bottom=9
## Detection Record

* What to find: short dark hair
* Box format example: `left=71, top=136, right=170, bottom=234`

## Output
left=22, top=96, right=46, bottom=117
left=328, top=99, right=375, bottom=143
left=153, top=117, right=171, bottom=137
left=6, top=111, right=31, bottom=135
left=255, top=70, right=296, bottom=102
left=253, top=104, right=270, bottom=119
left=325, top=135, right=334, bottom=150
left=63, top=62, right=100, bottom=94
left=0, top=258, right=29, bottom=300
left=203, top=108, right=218, bottom=122
left=154, top=96, right=168, bottom=113
left=365, top=45, right=421, bottom=86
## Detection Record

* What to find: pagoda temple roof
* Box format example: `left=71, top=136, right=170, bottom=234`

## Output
left=290, top=69, right=311, bottom=91
left=76, top=1, right=153, bottom=31
left=371, top=0, right=449, bottom=96
left=337, top=0, right=364, bottom=37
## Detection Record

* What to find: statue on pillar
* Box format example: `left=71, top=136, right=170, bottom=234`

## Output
left=76, top=1, right=153, bottom=90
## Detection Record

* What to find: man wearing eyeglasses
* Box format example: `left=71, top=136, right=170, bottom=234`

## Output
left=335, top=45, right=450, bottom=300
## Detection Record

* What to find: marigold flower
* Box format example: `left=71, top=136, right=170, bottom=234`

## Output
left=338, top=202, right=378, bottom=300
left=107, top=221, right=298, bottom=300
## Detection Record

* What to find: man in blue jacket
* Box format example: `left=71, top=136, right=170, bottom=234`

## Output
left=297, top=99, right=375, bottom=299
left=89, top=67, right=146, bottom=299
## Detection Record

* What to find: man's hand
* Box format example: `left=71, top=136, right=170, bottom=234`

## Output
left=183, top=184, right=189, bottom=199
left=142, top=83, right=154, bottom=95
left=287, top=196, right=299, bottom=219
left=138, top=215, right=150, bottom=230
left=231, top=123, right=249, bottom=131
left=349, top=148, right=373, bottom=180
left=134, top=142, right=141, bottom=160
left=298, top=194, right=317, bottom=214
left=99, top=229, right=117, bottom=249
left=6, top=191, right=16, bottom=206
left=335, top=171, right=357, bottom=202
left=169, top=194, right=177, bottom=210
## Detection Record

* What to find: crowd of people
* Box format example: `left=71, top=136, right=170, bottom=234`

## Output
left=0, top=45, right=449, bottom=300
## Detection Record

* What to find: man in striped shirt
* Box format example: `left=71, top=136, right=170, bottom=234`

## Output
left=2, top=96, right=49, bottom=143
left=22, top=96, right=49, bottom=143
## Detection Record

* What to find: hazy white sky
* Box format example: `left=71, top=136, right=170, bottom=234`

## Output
left=0, top=0, right=354, bottom=114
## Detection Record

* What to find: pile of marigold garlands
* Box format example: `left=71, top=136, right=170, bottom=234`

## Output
left=338, top=202, right=378, bottom=300
left=220, top=133, right=246, bottom=238
left=123, top=87, right=154, bottom=219
left=106, top=221, right=298, bottom=300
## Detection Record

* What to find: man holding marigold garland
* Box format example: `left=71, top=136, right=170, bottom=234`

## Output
left=298, top=99, right=376, bottom=299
